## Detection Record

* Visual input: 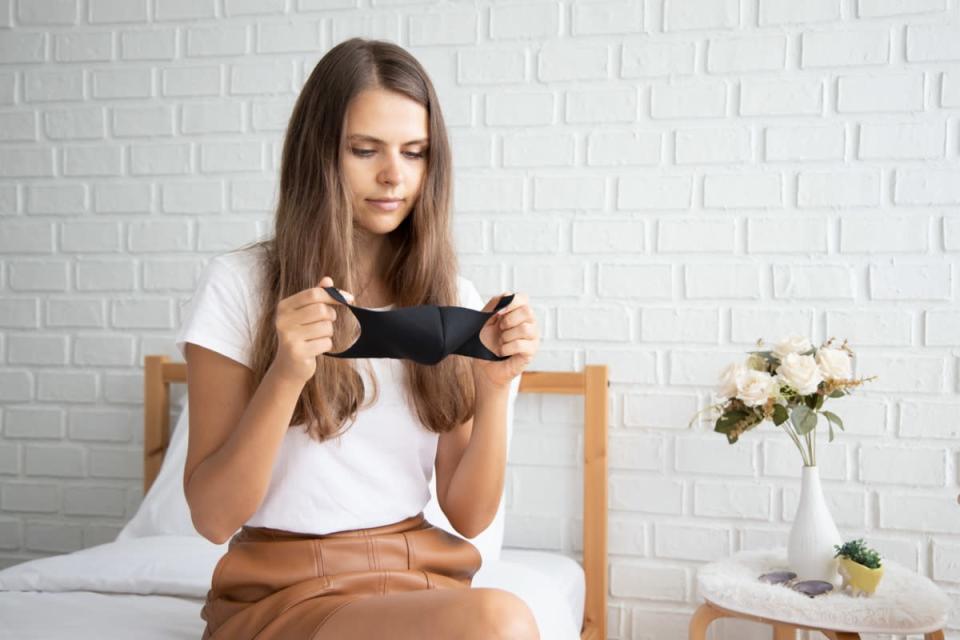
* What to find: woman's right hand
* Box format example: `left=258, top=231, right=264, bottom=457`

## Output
left=271, top=276, right=354, bottom=385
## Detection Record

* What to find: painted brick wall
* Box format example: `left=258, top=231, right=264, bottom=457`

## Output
left=0, top=1, right=958, bottom=638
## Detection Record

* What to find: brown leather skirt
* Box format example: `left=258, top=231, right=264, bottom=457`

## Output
left=200, top=511, right=482, bottom=640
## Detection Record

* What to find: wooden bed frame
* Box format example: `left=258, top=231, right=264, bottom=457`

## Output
left=143, top=355, right=609, bottom=640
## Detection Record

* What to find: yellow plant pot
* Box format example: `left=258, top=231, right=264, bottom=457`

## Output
left=838, top=557, right=884, bottom=596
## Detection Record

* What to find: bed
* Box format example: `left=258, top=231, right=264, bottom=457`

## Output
left=0, top=357, right=609, bottom=640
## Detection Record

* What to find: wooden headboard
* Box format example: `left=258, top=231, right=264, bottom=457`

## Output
left=143, top=355, right=609, bottom=640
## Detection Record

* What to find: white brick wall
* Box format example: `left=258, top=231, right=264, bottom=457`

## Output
left=0, top=1, right=959, bottom=638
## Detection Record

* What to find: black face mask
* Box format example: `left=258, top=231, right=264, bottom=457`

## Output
left=319, top=286, right=516, bottom=365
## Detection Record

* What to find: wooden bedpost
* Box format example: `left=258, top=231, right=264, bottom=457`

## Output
left=143, top=355, right=186, bottom=496
left=582, top=364, right=608, bottom=640
left=516, top=365, right=609, bottom=640
left=143, top=354, right=170, bottom=496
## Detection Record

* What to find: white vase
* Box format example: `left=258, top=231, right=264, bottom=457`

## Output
left=787, top=465, right=843, bottom=583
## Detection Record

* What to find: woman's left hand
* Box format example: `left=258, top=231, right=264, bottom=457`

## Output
left=473, top=291, right=540, bottom=390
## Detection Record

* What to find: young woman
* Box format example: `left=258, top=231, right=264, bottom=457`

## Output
left=176, top=38, right=542, bottom=639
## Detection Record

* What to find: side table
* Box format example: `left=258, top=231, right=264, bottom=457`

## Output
left=689, top=549, right=949, bottom=640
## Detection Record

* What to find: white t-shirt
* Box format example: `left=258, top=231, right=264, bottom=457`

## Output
left=174, top=245, right=490, bottom=535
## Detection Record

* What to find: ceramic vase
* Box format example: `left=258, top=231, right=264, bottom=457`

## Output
left=787, top=465, right=842, bottom=583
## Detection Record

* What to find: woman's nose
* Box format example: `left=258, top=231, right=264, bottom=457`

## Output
left=378, top=153, right=403, bottom=184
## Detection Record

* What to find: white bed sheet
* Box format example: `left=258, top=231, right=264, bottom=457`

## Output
left=0, top=536, right=583, bottom=640
left=0, top=591, right=206, bottom=639
left=501, top=547, right=585, bottom=630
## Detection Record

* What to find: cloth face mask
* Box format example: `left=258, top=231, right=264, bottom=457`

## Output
left=320, top=286, right=516, bottom=365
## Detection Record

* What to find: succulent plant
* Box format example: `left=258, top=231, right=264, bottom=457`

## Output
left=834, top=538, right=882, bottom=570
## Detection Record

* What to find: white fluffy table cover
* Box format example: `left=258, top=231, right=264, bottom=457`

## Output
left=696, top=549, right=949, bottom=634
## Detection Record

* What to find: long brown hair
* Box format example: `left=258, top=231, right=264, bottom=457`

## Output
left=232, top=37, right=474, bottom=443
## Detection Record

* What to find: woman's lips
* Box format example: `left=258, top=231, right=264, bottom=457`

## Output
left=366, top=199, right=401, bottom=211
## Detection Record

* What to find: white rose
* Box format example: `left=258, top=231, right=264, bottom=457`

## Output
left=776, top=352, right=824, bottom=395
left=816, top=347, right=852, bottom=380
left=772, top=335, right=813, bottom=360
left=737, top=370, right=778, bottom=407
left=717, top=362, right=748, bottom=399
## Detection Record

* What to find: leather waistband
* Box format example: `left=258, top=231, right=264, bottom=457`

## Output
left=235, top=511, right=429, bottom=543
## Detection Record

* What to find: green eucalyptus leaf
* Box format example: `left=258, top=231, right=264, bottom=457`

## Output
left=822, top=410, right=844, bottom=430
left=791, top=405, right=817, bottom=435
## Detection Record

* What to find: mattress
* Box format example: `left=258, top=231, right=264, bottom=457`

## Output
left=0, top=536, right=583, bottom=640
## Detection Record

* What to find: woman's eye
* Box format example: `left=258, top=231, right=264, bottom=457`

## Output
left=351, top=148, right=425, bottom=159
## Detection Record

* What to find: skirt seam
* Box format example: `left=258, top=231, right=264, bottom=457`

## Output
left=312, top=539, right=323, bottom=578
left=405, top=531, right=416, bottom=568
left=305, top=596, right=360, bottom=640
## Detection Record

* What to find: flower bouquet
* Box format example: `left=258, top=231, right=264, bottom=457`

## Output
left=688, top=335, right=877, bottom=467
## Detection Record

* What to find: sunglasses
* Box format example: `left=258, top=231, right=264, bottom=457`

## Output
left=758, top=571, right=834, bottom=598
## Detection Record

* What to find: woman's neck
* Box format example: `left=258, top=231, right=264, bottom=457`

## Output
left=353, top=240, right=396, bottom=308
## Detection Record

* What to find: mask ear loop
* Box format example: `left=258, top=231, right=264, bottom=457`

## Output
left=451, top=293, right=515, bottom=362
left=480, top=293, right=515, bottom=361
left=320, top=285, right=369, bottom=359
left=322, top=286, right=356, bottom=309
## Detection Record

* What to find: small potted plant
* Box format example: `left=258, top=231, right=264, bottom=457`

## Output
left=834, top=538, right=884, bottom=597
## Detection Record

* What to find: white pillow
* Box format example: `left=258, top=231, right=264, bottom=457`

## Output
left=118, top=376, right=520, bottom=566
left=116, top=395, right=195, bottom=540
left=0, top=535, right=225, bottom=598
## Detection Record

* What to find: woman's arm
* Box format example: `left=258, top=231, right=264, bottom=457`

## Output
left=440, top=289, right=539, bottom=538
left=438, top=381, right=512, bottom=539
left=185, top=354, right=305, bottom=544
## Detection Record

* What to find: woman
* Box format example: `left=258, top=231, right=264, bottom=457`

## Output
left=177, top=37, right=542, bottom=639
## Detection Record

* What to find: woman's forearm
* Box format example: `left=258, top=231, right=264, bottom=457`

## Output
left=442, top=381, right=511, bottom=538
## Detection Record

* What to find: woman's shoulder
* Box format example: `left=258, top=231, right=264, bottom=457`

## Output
left=210, top=244, right=267, bottom=286
left=218, top=242, right=266, bottom=267
left=190, top=245, right=267, bottom=323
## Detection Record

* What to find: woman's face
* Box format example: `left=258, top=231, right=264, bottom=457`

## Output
left=342, top=88, right=429, bottom=237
